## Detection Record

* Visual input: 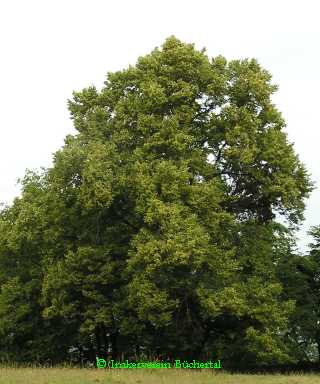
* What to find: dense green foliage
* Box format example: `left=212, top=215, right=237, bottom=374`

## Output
left=0, top=37, right=315, bottom=368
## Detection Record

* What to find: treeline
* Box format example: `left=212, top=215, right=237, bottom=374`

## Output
left=0, top=37, right=319, bottom=369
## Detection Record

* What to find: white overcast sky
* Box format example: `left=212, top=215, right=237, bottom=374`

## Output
left=0, top=0, right=319, bottom=252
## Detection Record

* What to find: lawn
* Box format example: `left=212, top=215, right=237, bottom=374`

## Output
left=0, top=368, right=319, bottom=384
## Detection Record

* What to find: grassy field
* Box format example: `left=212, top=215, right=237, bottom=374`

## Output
left=0, top=368, right=319, bottom=384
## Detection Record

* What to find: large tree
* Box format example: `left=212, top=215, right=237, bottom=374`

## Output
left=0, top=36, right=313, bottom=367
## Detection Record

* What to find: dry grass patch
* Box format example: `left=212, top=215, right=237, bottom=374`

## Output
left=0, top=367, right=319, bottom=384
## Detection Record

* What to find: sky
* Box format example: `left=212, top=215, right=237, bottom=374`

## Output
left=0, top=0, right=319, bottom=252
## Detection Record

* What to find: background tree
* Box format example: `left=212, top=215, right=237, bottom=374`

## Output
left=277, top=226, right=320, bottom=363
left=0, top=171, right=76, bottom=363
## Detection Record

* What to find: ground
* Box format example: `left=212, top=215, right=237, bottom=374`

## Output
left=0, top=367, right=319, bottom=384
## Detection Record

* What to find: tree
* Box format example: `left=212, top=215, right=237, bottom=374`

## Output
left=0, top=171, right=76, bottom=363
left=0, top=36, right=313, bottom=367
left=278, top=225, right=320, bottom=363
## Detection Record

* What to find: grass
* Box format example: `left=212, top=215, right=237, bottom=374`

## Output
left=0, top=367, right=319, bottom=384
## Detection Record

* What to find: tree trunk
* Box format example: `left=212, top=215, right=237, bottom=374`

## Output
left=110, top=331, right=118, bottom=360
left=101, top=323, right=108, bottom=356
left=95, top=325, right=102, bottom=357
